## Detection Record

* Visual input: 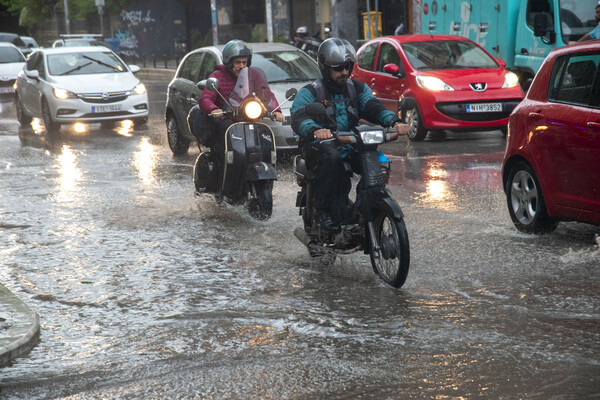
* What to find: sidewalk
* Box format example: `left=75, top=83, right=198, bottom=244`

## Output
left=0, top=283, right=40, bottom=367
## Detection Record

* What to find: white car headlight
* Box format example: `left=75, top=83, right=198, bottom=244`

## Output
left=502, top=71, right=520, bottom=88
left=52, top=87, right=77, bottom=99
left=359, top=129, right=385, bottom=144
left=132, top=83, right=146, bottom=95
left=416, top=75, right=454, bottom=91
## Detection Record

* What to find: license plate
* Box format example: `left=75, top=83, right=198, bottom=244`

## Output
left=92, top=104, right=122, bottom=113
left=0, top=87, right=14, bottom=94
left=466, top=103, right=502, bottom=112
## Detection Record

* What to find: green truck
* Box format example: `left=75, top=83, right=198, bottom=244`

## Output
left=421, top=0, right=598, bottom=88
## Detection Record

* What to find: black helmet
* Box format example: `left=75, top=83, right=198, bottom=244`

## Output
left=317, top=37, right=356, bottom=75
left=222, top=39, right=252, bottom=69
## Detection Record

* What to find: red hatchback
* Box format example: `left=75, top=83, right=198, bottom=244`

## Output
left=502, top=41, right=600, bottom=233
left=352, top=35, right=524, bottom=141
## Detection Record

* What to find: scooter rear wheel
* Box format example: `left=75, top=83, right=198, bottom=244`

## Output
left=369, top=211, right=410, bottom=288
left=248, top=181, right=273, bottom=220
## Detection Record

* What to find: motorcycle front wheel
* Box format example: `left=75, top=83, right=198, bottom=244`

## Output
left=248, top=180, right=273, bottom=220
left=369, top=211, right=410, bottom=288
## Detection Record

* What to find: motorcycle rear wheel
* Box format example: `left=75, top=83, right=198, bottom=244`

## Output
left=369, top=211, right=410, bottom=288
left=248, top=181, right=273, bottom=220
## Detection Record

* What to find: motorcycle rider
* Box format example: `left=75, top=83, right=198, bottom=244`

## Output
left=291, top=37, right=405, bottom=233
left=198, top=39, right=285, bottom=186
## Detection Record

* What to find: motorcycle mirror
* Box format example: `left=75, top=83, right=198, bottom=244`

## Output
left=285, top=88, right=298, bottom=101
left=206, top=77, right=220, bottom=92
left=305, top=102, right=327, bottom=117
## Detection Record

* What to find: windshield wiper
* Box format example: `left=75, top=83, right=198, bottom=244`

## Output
left=60, top=61, right=92, bottom=75
left=269, top=78, right=309, bottom=84
left=82, top=55, right=121, bottom=72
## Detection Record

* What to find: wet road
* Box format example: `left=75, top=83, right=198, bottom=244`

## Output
left=0, top=75, right=599, bottom=399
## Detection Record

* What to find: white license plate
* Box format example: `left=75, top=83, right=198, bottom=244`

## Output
left=92, top=104, right=122, bottom=113
left=466, top=103, right=502, bottom=112
left=0, top=87, right=14, bottom=94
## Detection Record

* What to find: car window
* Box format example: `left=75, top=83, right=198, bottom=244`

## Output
left=47, top=52, right=128, bottom=76
left=179, top=52, right=203, bottom=82
left=548, top=53, right=600, bottom=106
left=376, top=43, right=401, bottom=72
left=401, top=40, right=498, bottom=70
left=526, top=0, right=554, bottom=30
left=198, top=53, right=218, bottom=81
left=0, top=46, right=25, bottom=63
left=252, top=51, right=321, bottom=83
left=358, top=42, right=378, bottom=71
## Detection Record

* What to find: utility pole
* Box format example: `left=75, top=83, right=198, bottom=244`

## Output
left=63, top=0, right=70, bottom=34
left=265, top=0, right=273, bottom=43
left=95, top=0, right=105, bottom=37
left=211, top=0, right=218, bottom=45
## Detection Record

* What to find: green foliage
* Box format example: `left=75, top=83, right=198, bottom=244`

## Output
left=251, top=24, right=267, bottom=42
left=190, top=28, right=212, bottom=50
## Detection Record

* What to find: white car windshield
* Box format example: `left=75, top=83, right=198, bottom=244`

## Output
left=47, top=52, right=128, bottom=76
left=228, top=67, right=278, bottom=112
left=0, top=46, right=25, bottom=63
left=252, top=51, right=321, bottom=83
left=401, top=40, right=498, bottom=70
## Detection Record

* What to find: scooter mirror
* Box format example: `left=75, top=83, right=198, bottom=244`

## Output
left=206, top=77, right=220, bottom=92
left=285, top=87, right=298, bottom=101
left=305, top=102, right=326, bottom=117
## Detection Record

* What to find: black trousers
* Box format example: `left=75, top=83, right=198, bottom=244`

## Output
left=210, top=119, right=234, bottom=188
left=303, top=141, right=360, bottom=223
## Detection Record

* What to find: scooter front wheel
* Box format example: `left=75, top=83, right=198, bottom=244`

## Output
left=248, top=180, right=273, bottom=220
left=369, top=211, right=410, bottom=288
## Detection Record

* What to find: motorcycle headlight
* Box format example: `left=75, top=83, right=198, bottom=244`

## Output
left=243, top=100, right=263, bottom=120
left=132, top=83, right=146, bottom=95
left=416, top=75, right=454, bottom=91
left=359, top=129, right=385, bottom=144
left=52, top=87, right=77, bottom=99
left=502, top=71, right=520, bottom=88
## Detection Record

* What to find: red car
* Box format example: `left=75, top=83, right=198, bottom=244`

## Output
left=351, top=35, right=524, bottom=141
left=502, top=40, right=600, bottom=233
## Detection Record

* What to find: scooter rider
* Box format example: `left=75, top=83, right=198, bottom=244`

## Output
left=291, top=37, right=405, bottom=233
left=198, top=39, right=285, bottom=184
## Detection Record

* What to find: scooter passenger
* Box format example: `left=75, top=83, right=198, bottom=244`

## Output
left=198, top=39, right=285, bottom=184
left=290, top=37, right=405, bottom=233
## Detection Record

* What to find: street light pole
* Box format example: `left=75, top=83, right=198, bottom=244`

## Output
left=63, top=0, right=70, bottom=34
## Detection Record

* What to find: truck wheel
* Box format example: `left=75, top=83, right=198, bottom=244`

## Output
left=406, top=106, right=428, bottom=141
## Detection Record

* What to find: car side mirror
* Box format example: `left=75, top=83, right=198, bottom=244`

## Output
left=197, top=79, right=207, bottom=90
left=498, top=59, right=507, bottom=68
left=25, top=69, right=39, bottom=80
left=206, top=77, right=219, bottom=92
left=533, top=13, right=548, bottom=37
left=384, top=63, right=404, bottom=78
left=129, top=65, right=140, bottom=73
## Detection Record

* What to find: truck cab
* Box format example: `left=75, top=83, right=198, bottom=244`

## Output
left=422, top=0, right=598, bottom=88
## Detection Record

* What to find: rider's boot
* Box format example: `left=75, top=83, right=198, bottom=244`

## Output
left=315, top=209, right=341, bottom=233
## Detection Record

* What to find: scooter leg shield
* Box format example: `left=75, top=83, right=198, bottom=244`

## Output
left=194, top=152, right=216, bottom=192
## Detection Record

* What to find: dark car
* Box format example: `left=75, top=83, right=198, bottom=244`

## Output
left=0, top=32, right=32, bottom=57
left=502, top=40, right=600, bottom=233
left=165, top=42, right=320, bottom=154
left=351, top=35, right=524, bottom=141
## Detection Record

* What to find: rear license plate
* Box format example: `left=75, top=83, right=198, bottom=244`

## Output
left=466, top=103, right=502, bottom=112
left=0, top=87, right=14, bottom=94
left=92, top=104, right=122, bottom=113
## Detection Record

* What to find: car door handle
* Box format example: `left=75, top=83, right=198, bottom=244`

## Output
left=587, top=121, right=600, bottom=130
left=528, top=112, right=544, bottom=120
left=370, top=78, right=376, bottom=86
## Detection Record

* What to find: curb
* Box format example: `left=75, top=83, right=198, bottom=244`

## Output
left=0, top=284, right=40, bottom=368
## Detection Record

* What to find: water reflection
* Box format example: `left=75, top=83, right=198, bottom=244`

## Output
left=133, top=137, right=157, bottom=184
left=116, top=120, right=134, bottom=137
left=57, top=145, right=82, bottom=194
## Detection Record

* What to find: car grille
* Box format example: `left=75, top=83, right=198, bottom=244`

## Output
left=436, top=99, right=521, bottom=122
left=78, top=91, right=129, bottom=104
left=0, top=79, right=15, bottom=101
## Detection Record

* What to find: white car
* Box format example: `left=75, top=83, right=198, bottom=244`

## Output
left=0, top=42, right=26, bottom=111
left=14, top=46, right=148, bottom=132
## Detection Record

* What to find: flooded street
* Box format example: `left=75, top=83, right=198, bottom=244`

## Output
left=1, top=78, right=599, bottom=398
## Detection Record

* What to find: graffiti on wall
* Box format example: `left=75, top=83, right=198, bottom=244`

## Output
left=116, top=9, right=155, bottom=58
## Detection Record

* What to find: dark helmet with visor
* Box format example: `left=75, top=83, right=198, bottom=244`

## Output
left=222, top=39, right=252, bottom=69
left=317, top=37, right=357, bottom=75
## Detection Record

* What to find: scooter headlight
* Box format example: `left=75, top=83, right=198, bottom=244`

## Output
left=243, top=100, right=263, bottom=119
left=359, top=129, right=385, bottom=144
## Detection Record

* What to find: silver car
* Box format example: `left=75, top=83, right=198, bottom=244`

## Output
left=165, top=42, right=321, bottom=153
left=14, top=46, right=148, bottom=132
left=0, top=43, right=26, bottom=112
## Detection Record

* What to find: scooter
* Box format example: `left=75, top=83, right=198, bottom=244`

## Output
left=293, top=102, right=410, bottom=288
left=291, top=27, right=330, bottom=58
left=189, top=67, right=296, bottom=220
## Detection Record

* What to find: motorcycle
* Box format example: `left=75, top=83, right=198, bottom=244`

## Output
left=291, top=27, right=330, bottom=58
left=293, top=102, right=410, bottom=288
left=189, top=67, right=297, bottom=220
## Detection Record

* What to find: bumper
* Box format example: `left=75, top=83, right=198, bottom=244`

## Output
left=49, top=94, right=149, bottom=123
left=263, top=117, right=298, bottom=151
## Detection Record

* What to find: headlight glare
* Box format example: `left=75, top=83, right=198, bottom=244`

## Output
left=132, top=83, right=146, bottom=95
left=52, top=87, right=76, bottom=99
left=416, top=75, right=454, bottom=91
left=360, top=129, right=385, bottom=144
left=502, top=71, right=520, bottom=88
left=244, top=100, right=263, bottom=119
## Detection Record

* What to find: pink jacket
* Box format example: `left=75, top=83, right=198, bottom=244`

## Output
left=199, top=65, right=279, bottom=114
